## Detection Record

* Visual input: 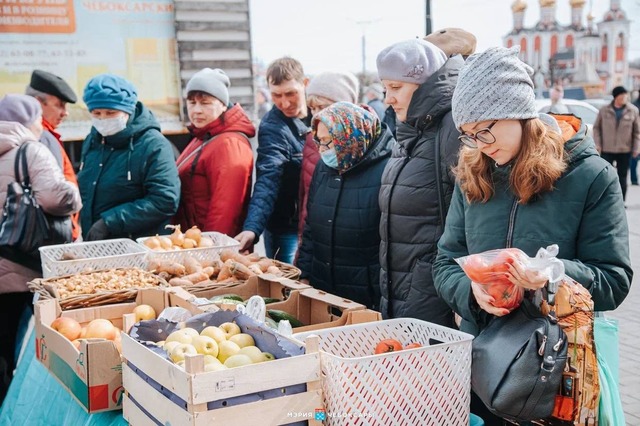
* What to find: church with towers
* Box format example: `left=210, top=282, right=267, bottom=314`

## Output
left=503, top=0, right=631, bottom=96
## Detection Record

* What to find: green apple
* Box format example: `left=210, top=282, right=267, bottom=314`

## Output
left=163, top=341, right=181, bottom=353
left=180, top=327, right=199, bottom=337
left=191, top=335, right=219, bottom=357
left=156, top=340, right=165, bottom=347
left=217, top=340, right=241, bottom=363
left=218, top=322, right=241, bottom=339
left=200, top=326, right=226, bottom=344
left=203, top=355, right=222, bottom=366
left=204, top=362, right=228, bottom=372
left=238, top=346, right=264, bottom=363
left=229, top=333, right=255, bottom=349
left=166, top=329, right=195, bottom=345
left=262, top=352, right=275, bottom=362
left=176, top=360, right=185, bottom=369
left=170, top=343, right=197, bottom=363
left=223, top=354, right=253, bottom=368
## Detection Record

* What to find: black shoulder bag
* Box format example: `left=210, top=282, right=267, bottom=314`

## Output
left=471, top=292, right=568, bottom=422
left=0, top=143, right=73, bottom=270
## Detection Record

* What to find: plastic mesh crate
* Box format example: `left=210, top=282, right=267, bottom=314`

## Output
left=293, top=318, right=473, bottom=426
left=136, top=231, right=240, bottom=263
left=38, top=238, right=149, bottom=279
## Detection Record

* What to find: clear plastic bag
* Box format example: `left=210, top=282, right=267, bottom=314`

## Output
left=456, top=244, right=565, bottom=310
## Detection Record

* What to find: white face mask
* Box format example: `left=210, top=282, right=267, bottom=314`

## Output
left=91, top=114, right=128, bottom=136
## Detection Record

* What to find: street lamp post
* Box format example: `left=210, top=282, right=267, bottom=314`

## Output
left=426, top=0, right=432, bottom=35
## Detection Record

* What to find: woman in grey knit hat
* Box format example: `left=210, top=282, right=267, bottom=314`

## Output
left=433, top=46, right=631, bottom=424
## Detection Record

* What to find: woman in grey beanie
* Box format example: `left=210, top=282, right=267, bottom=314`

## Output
left=375, top=36, right=465, bottom=327
left=433, top=46, right=631, bottom=424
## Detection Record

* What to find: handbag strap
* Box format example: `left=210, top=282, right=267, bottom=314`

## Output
left=14, top=143, right=31, bottom=188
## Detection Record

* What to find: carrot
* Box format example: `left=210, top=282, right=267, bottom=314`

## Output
left=169, top=277, right=193, bottom=286
left=256, top=258, right=274, bottom=272
left=202, top=266, right=215, bottom=277
left=183, top=256, right=202, bottom=275
left=217, top=263, right=232, bottom=281
left=230, top=261, right=257, bottom=280
left=266, top=265, right=283, bottom=276
left=248, top=264, right=263, bottom=275
left=247, top=253, right=262, bottom=262
left=220, top=249, right=252, bottom=266
left=183, top=271, right=210, bottom=284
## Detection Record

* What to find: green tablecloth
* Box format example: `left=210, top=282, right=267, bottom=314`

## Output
left=0, top=322, right=127, bottom=426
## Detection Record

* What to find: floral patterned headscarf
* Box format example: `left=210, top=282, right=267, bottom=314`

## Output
left=312, top=101, right=381, bottom=173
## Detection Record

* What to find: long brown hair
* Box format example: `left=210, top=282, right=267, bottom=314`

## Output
left=454, top=118, right=567, bottom=204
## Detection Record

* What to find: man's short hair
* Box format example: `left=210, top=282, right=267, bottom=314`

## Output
left=266, top=57, right=305, bottom=86
left=25, top=85, right=48, bottom=102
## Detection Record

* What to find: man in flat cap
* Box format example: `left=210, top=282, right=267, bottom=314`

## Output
left=26, top=69, right=81, bottom=240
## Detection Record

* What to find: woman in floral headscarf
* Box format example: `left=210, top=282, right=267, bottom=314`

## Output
left=296, top=102, right=395, bottom=309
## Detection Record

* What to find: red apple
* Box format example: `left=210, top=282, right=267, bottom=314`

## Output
left=51, top=317, right=82, bottom=341
left=85, top=319, right=118, bottom=340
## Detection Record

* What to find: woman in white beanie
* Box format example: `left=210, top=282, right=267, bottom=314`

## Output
left=375, top=38, right=464, bottom=327
left=174, top=68, right=255, bottom=236
left=297, top=71, right=360, bottom=247
left=433, top=46, right=631, bottom=424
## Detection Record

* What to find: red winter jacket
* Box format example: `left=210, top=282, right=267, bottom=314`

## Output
left=174, top=104, right=255, bottom=236
left=298, top=133, right=320, bottom=239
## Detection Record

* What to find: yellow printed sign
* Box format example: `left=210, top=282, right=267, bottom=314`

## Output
left=0, top=0, right=76, bottom=34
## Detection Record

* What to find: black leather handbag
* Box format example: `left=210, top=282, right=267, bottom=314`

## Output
left=471, top=297, right=568, bottom=422
left=0, top=143, right=72, bottom=266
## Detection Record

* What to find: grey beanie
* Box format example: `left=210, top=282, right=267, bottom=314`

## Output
left=307, top=71, right=359, bottom=103
left=0, top=94, right=42, bottom=126
left=186, top=68, right=230, bottom=105
left=452, top=46, right=538, bottom=130
left=376, top=39, right=447, bottom=85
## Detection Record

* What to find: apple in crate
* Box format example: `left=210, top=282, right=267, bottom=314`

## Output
left=219, top=322, right=241, bottom=339
left=223, top=354, right=253, bottom=368
left=85, top=319, right=118, bottom=340
left=170, top=343, right=197, bottom=363
left=200, top=326, right=226, bottom=344
left=217, top=340, right=241, bottom=363
left=51, top=317, right=82, bottom=341
left=133, top=304, right=156, bottom=322
left=229, top=333, right=255, bottom=348
left=191, top=335, right=219, bottom=357
left=166, top=328, right=198, bottom=345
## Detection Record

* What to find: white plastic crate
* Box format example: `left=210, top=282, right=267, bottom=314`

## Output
left=38, top=238, right=149, bottom=279
left=293, top=319, right=473, bottom=426
left=136, top=231, right=240, bottom=263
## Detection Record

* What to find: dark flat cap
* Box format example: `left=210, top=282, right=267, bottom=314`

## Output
left=30, top=69, right=77, bottom=103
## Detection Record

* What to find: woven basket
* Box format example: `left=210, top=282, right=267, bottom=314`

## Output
left=273, top=260, right=301, bottom=280
left=28, top=268, right=169, bottom=310
left=182, top=279, right=247, bottom=296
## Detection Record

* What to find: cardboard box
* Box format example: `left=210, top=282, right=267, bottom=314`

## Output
left=266, top=288, right=382, bottom=333
left=34, top=287, right=200, bottom=413
left=121, top=310, right=323, bottom=426
left=186, top=274, right=311, bottom=310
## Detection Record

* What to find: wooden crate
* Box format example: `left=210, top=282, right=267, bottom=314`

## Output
left=186, top=274, right=311, bottom=310
left=33, top=287, right=200, bottom=413
left=121, top=325, right=323, bottom=425
left=266, top=289, right=381, bottom=333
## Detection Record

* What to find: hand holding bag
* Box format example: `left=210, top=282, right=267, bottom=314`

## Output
left=0, top=143, right=72, bottom=264
left=471, top=296, right=568, bottom=422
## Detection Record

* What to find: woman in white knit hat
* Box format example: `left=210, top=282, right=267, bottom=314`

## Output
left=174, top=68, right=255, bottom=236
left=433, top=46, right=631, bottom=424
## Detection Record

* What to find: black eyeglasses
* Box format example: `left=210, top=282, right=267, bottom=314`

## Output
left=458, top=120, right=499, bottom=148
left=314, top=137, right=333, bottom=150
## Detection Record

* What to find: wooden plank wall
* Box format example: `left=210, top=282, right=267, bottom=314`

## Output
left=175, top=0, right=255, bottom=120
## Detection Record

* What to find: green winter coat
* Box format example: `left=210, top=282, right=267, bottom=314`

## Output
left=433, top=116, right=632, bottom=336
left=78, top=102, right=180, bottom=240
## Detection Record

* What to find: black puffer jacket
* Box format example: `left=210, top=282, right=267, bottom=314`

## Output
left=297, top=125, right=395, bottom=309
left=378, top=55, right=464, bottom=326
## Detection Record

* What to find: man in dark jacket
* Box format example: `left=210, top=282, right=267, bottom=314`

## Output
left=376, top=37, right=468, bottom=328
left=235, top=57, right=310, bottom=263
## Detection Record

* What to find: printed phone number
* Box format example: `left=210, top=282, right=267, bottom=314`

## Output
left=0, top=49, right=86, bottom=58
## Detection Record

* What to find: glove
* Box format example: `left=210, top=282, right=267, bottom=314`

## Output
left=86, top=219, right=110, bottom=241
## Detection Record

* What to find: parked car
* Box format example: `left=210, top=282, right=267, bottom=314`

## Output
left=535, top=99, right=598, bottom=137
left=583, top=97, right=612, bottom=111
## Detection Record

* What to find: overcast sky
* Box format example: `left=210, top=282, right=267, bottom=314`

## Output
left=249, top=0, right=640, bottom=75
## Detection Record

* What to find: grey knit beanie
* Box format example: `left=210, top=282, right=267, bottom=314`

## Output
left=376, top=39, right=447, bottom=85
left=0, top=94, right=42, bottom=126
left=186, top=68, right=230, bottom=105
left=451, top=46, right=538, bottom=130
left=306, top=71, right=359, bottom=103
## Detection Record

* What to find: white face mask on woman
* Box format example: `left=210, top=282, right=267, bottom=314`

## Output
left=91, top=114, right=128, bottom=136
